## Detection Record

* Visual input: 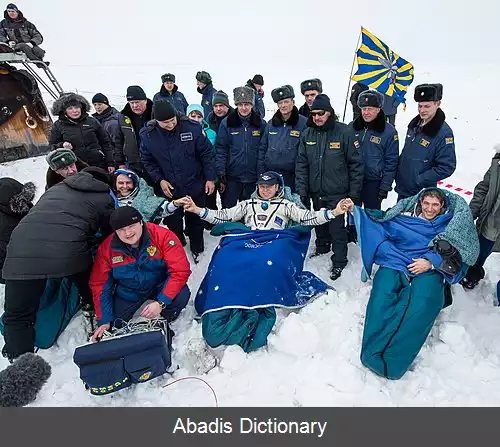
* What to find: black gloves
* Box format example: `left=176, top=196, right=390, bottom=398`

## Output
left=378, top=189, right=388, bottom=200
left=433, top=239, right=462, bottom=275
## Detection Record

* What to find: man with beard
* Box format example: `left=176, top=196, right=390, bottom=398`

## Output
left=258, top=85, right=307, bottom=191
left=295, top=94, right=363, bottom=280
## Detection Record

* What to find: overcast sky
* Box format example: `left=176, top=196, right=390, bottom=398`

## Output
left=14, top=0, right=500, bottom=115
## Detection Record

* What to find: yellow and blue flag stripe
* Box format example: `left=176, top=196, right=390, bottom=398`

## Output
left=352, top=27, right=414, bottom=103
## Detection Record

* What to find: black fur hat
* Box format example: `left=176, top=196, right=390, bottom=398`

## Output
left=357, top=89, right=384, bottom=108
left=300, top=78, right=323, bottom=95
left=0, top=178, right=35, bottom=215
left=414, top=83, right=443, bottom=102
left=196, top=71, right=212, bottom=85
left=271, top=85, right=295, bottom=103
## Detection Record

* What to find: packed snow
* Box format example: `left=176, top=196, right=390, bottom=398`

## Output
left=1, top=0, right=500, bottom=406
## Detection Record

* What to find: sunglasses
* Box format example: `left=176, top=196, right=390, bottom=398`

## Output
left=310, top=110, right=326, bottom=117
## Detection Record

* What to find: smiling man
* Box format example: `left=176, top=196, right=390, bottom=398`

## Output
left=395, top=83, right=456, bottom=200
left=350, top=188, right=479, bottom=380
left=90, top=206, right=191, bottom=342
left=180, top=171, right=351, bottom=230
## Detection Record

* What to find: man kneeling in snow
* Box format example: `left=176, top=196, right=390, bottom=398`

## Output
left=350, top=188, right=479, bottom=380
left=180, top=171, right=351, bottom=229
left=89, top=206, right=191, bottom=342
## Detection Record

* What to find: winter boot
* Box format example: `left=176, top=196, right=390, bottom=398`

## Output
left=330, top=267, right=343, bottom=281
left=81, top=303, right=97, bottom=339
left=185, top=338, right=217, bottom=374
left=460, top=265, right=485, bottom=290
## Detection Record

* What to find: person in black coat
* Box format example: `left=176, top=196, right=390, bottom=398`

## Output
left=0, top=178, right=35, bottom=284
left=1, top=167, right=116, bottom=361
left=48, top=93, right=114, bottom=172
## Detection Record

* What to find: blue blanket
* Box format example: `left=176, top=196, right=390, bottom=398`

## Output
left=195, top=228, right=330, bottom=316
left=354, top=206, right=467, bottom=285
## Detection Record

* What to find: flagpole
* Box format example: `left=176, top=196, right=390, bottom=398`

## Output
left=342, top=28, right=362, bottom=122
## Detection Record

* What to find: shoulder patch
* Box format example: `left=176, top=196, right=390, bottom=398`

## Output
left=168, top=239, right=176, bottom=246
left=420, top=138, right=430, bottom=147
left=112, top=255, right=124, bottom=264
left=290, top=130, right=300, bottom=137
left=329, top=142, right=341, bottom=149
left=394, top=134, right=399, bottom=141
left=252, top=130, right=261, bottom=137
left=124, top=117, right=131, bottom=125
left=354, top=140, right=360, bottom=149
left=369, top=136, right=381, bottom=144
left=445, top=137, right=454, bottom=144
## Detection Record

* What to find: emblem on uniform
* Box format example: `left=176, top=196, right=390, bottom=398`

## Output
left=252, top=130, right=261, bottom=137
left=139, top=371, right=151, bottom=381
left=420, top=139, right=430, bottom=147
left=329, top=142, right=341, bottom=149
left=274, top=216, right=283, bottom=227
left=147, top=246, right=157, bottom=256
left=370, top=136, right=381, bottom=144
left=290, top=130, right=300, bottom=137
left=445, top=137, right=454, bottom=144
left=257, top=214, right=267, bottom=221
left=112, top=255, right=123, bottom=264
left=180, top=132, right=193, bottom=142
left=394, top=134, right=399, bottom=141
left=168, top=240, right=176, bottom=246
left=354, top=140, right=360, bottom=149
left=306, top=141, right=316, bottom=145
left=269, top=131, right=278, bottom=135
left=231, top=131, right=240, bottom=135
left=124, top=117, right=131, bottom=124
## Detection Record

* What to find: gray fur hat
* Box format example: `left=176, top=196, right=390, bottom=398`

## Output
left=46, top=148, right=78, bottom=171
left=300, top=78, right=323, bottom=95
left=0, top=353, right=51, bottom=407
left=271, top=85, right=295, bottom=103
left=51, top=92, right=90, bottom=116
left=233, top=86, right=255, bottom=106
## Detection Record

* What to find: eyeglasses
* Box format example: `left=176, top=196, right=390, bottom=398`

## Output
left=310, top=110, right=326, bottom=117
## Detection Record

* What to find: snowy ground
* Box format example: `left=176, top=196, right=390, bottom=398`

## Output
left=2, top=0, right=500, bottom=406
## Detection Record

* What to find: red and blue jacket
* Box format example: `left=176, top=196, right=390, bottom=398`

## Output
left=90, top=222, right=191, bottom=325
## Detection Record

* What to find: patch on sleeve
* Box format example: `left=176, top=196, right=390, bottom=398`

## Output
left=419, top=138, right=430, bottom=147
left=394, top=134, right=399, bottom=141
left=180, top=132, right=193, bottom=142
left=369, top=136, right=381, bottom=144
left=354, top=140, right=360, bottom=149
left=274, top=216, right=284, bottom=227
left=445, top=137, right=454, bottom=144
left=290, top=130, right=300, bottom=137
left=329, top=142, right=341, bottom=149
left=112, top=255, right=124, bottom=264
left=168, top=239, right=176, bottom=246
left=252, top=130, right=261, bottom=137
